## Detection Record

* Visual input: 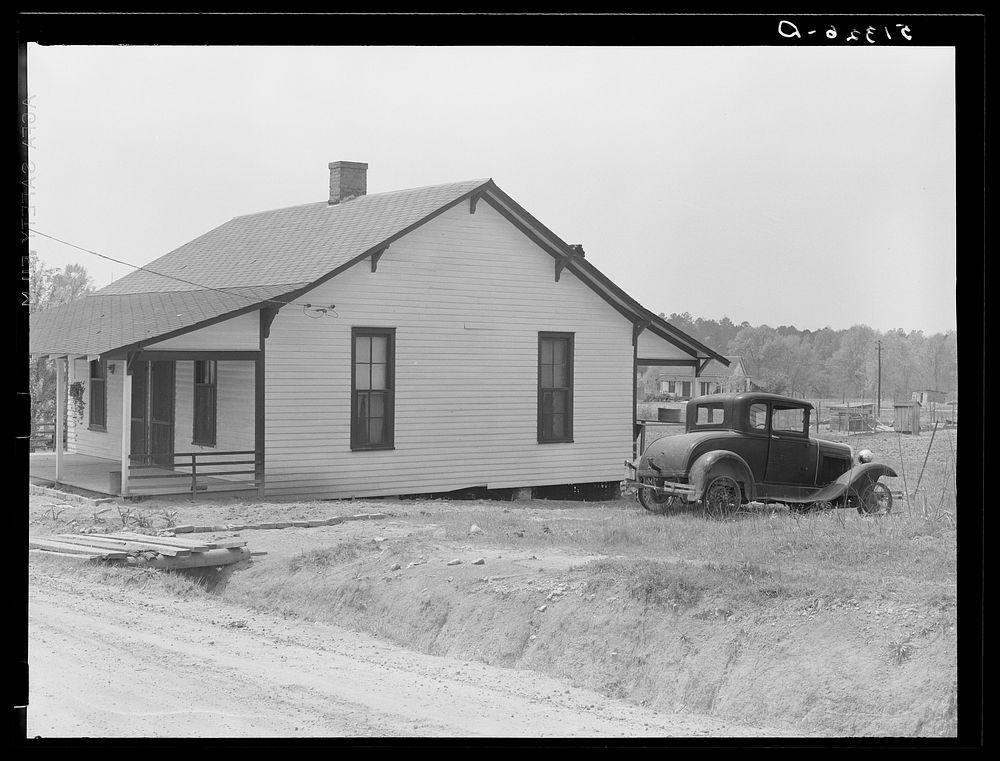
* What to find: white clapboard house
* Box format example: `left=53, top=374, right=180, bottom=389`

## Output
left=29, top=161, right=728, bottom=499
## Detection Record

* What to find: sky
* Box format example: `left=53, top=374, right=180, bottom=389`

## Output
left=24, top=44, right=957, bottom=334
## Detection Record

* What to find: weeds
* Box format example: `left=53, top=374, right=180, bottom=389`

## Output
left=114, top=504, right=153, bottom=530
left=890, top=639, right=914, bottom=666
left=42, top=506, right=65, bottom=522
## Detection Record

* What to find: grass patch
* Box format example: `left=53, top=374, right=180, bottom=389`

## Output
left=30, top=552, right=211, bottom=598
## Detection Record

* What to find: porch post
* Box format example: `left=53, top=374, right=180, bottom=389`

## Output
left=121, top=360, right=132, bottom=497
left=54, top=356, right=66, bottom=482
left=255, top=310, right=267, bottom=498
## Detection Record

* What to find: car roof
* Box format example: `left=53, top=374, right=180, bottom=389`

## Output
left=688, top=392, right=815, bottom=410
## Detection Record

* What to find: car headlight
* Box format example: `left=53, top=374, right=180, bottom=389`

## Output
left=858, top=449, right=873, bottom=463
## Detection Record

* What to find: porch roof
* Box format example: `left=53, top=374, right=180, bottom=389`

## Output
left=28, top=284, right=297, bottom=358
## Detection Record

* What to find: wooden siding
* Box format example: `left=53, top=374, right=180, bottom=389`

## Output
left=145, top=311, right=260, bottom=351
left=263, top=201, right=635, bottom=499
left=68, top=358, right=123, bottom=460
left=67, top=359, right=255, bottom=476
left=636, top=330, right=693, bottom=361
left=173, top=360, right=256, bottom=471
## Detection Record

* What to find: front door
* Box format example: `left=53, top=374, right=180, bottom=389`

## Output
left=130, top=360, right=175, bottom=468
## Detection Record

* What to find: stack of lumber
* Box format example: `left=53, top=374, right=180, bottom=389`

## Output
left=29, top=531, right=250, bottom=569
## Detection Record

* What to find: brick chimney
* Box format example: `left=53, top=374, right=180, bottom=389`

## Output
left=328, top=161, right=368, bottom=205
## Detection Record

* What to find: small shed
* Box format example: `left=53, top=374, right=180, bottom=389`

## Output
left=893, top=401, right=922, bottom=434
left=829, top=403, right=874, bottom=433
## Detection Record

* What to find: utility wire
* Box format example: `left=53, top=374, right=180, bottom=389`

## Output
left=29, top=229, right=336, bottom=312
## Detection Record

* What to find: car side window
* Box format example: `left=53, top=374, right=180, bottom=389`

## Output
left=749, top=403, right=768, bottom=431
left=772, top=404, right=807, bottom=434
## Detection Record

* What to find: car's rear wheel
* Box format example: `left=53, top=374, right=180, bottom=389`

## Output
left=702, top=476, right=741, bottom=519
left=857, top=480, right=893, bottom=515
left=637, top=478, right=683, bottom=514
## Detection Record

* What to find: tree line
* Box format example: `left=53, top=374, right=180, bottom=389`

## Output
left=645, top=312, right=957, bottom=402
left=27, top=251, right=95, bottom=430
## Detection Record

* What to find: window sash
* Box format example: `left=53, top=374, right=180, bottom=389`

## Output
left=192, top=360, right=217, bottom=446
left=538, top=333, right=573, bottom=443
left=89, top=360, right=106, bottom=430
left=352, top=329, right=395, bottom=450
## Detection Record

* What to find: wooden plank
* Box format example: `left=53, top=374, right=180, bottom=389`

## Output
left=126, top=546, right=251, bottom=570
left=51, top=533, right=191, bottom=557
left=102, top=532, right=212, bottom=552
left=104, top=531, right=246, bottom=551
left=29, top=537, right=129, bottom=560
left=31, top=548, right=105, bottom=561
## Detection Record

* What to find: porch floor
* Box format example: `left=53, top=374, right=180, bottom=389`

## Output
left=29, top=452, right=257, bottom=498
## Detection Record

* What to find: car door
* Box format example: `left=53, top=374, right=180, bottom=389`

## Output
left=764, top=403, right=817, bottom=498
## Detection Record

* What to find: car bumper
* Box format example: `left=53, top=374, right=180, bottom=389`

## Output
left=623, top=461, right=697, bottom=501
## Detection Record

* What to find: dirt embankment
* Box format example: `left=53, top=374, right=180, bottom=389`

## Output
left=211, top=504, right=955, bottom=737
left=28, top=559, right=797, bottom=738
left=27, top=489, right=958, bottom=738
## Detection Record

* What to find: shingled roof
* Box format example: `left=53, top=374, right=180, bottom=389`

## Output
left=97, top=179, right=489, bottom=295
left=29, top=174, right=728, bottom=365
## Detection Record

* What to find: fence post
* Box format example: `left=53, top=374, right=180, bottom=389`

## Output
left=190, top=454, right=198, bottom=502
left=912, top=421, right=939, bottom=499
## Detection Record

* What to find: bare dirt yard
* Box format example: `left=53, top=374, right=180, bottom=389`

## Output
left=26, top=429, right=959, bottom=739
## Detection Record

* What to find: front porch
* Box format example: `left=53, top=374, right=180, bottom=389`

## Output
left=29, top=452, right=259, bottom=499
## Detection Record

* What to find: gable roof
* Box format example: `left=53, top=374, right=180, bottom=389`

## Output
left=30, top=177, right=728, bottom=366
left=698, top=355, right=746, bottom=378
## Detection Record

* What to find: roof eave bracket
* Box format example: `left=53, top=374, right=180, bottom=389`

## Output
left=555, top=254, right=573, bottom=282
left=697, top=357, right=712, bottom=376
left=470, top=191, right=483, bottom=214
left=261, top=306, right=278, bottom=340
left=633, top=319, right=651, bottom=345
left=371, top=245, right=389, bottom=272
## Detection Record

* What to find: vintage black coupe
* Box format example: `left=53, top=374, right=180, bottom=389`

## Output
left=625, top=392, right=897, bottom=517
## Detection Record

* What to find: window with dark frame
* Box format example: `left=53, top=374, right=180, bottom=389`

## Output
left=192, top=360, right=217, bottom=446
left=538, top=332, right=573, bottom=443
left=352, top=328, right=395, bottom=450
left=88, top=359, right=106, bottom=430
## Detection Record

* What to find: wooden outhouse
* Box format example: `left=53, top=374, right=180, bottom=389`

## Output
left=29, top=161, right=728, bottom=500
left=893, top=401, right=922, bottom=434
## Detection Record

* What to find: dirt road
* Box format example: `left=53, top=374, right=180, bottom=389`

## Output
left=27, top=567, right=799, bottom=739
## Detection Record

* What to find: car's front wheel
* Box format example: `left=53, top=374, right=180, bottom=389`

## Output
left=857, top=480, right=893, bottom=515
left=702, top=476, right=741, bottom=519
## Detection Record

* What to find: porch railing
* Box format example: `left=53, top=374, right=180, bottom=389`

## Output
left=126, top=450, right=259, bottom=499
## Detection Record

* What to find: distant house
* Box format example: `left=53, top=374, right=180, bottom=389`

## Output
left=911, top=389, right=946, bottom=405
left=658, top=356, right=748, bottom=399
left=30, top=161, right=728, bottom=499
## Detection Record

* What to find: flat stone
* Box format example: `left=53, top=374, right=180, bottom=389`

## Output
left=446, top=559, right=462, bottom=566
left=472, top=558, right=485, bottom=565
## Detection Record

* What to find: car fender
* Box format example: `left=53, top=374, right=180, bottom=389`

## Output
left=689, top=450, right=756, bottom=502
left=808, top=462, right=899, bottom=503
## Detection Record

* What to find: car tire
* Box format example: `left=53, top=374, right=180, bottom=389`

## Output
left=637, top=478, right=682, bottom=514
left=702, top=476, right=741, bottom=519
left=857, top=480, right=893, bottom=515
